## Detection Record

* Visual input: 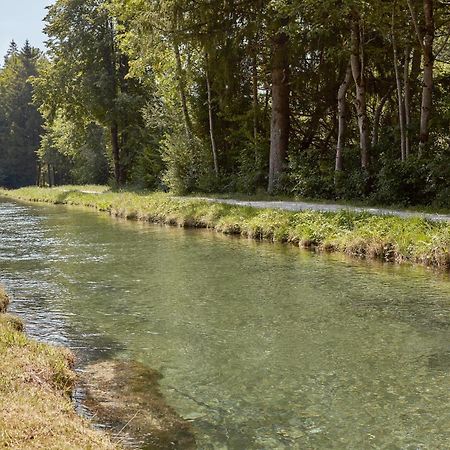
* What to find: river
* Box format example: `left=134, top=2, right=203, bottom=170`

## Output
left=1, top=198, right=449, bottom=449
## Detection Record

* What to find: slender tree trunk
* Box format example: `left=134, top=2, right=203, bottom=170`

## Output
left=404, top=46, right=411, bottom=157
left=174, top=42, right=193, bottom=138
left=372, top=89, right=391, bottom=148
left=268, top=20, right=290, bottom=194
left=252, top=51, right=259, bottom=144
left=264, top=86, right=270, bottom=120
left=173, top=7, right=192, bottom=138
left=110, top=123, right=121, bottom=185
left=104, top=18, right=122, bottom=186
left=407, top=0, right=434, bottom=149
left=205, top=52, right=219, bottom=177
left=47, top=164, right=54, bottom=187
left=350, top=14, right=369, bottom=169
left=36, top=163, right=41, bottom=186
left=420, top=0, right=434, bottom=148
left=335, top=61, right=352, bottom=174
left=392, top=15, right=406, bottom=160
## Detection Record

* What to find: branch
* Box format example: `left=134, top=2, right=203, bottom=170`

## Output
left=406, top=0, right=426, bottom=54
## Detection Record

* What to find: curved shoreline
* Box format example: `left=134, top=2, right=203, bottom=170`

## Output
left=0, top=284, right=196, bottom=449
left=0, top=286, right=117, bottom=449
left=1, top=186, right=449, bottom=271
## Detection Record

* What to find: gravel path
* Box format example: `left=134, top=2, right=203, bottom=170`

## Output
left=183, top=197, right=450, bottom=222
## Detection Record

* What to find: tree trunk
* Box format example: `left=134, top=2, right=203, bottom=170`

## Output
left=420, top=0, right=434, bottom=148
left=392, top=15, right=406, bottom=160
left=350, top=14, right=369, bottom=169
left=174, top=42, right=193, bottom=138
left=36, top=163, right=41, bottom=186
left=47, top=164, right=54, bottom=187
left=205, top=52, right=219, bottom=177
left=268, top=20, right=290, bottom=194
left=110, top=123, right=121, bottom=185
left=335, top=61, right=352, bottom=174
left=173, top=7, right=192, bottom=138
left=372, top=89, right=392, bottom=147
left=252, top=51, right=258, bottom=144
left=407, top=0, right=434, bottom=149
left=404, top=46, right=411, bottom=157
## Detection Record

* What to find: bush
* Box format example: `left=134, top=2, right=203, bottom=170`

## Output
left=335, top=168, right=372, bottom=200
left=371, top=150, right=449, bottom=207
left=161, top=129, right=213, bottom=194
left=231, top=143, right=268, bottom=194
left=288, top=150, right=335, bottom=198
left=131, top=145, right=164, bottom=190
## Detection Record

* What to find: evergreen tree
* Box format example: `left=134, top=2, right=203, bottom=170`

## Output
left=0, top=42, right=43, bottom=187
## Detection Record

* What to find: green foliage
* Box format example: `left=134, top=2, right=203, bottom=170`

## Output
left=288, top=150, right=335, bottom=199
left=31, top=0, right=153, bottom=186
left=161, top=128, right=214, bottom=194
left=232, top=143, right=268, bottom=194
left=0, top=0, right=449, bottom=210
left=372, top=148, right=450, bottom=208
left=0, top=41, right=42, bottom=187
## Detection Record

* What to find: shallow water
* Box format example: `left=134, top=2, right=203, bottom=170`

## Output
left=1, top=198, right=449, bottom=449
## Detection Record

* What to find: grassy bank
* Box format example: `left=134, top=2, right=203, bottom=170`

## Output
left=1, top=186, right=449, bottom=270
left=0, top=287, right=117, bottom=449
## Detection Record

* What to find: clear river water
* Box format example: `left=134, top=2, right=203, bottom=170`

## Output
left=0, top=198, right=449, bottom=449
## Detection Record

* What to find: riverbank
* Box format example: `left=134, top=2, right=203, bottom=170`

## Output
left=1, top=186, right=449, bottom=270
left=0, top=286, right=117, bottom=449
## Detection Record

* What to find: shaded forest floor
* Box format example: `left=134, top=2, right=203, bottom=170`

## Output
left=1, top=186, right=449, bottom=270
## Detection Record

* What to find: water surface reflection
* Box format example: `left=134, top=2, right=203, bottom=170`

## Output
left=1, top=199, right=449, bottom=449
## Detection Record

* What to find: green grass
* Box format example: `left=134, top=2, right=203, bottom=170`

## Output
left=0, top=285, right=118, bottom=449
left=1, top=186, right=449, bottom=270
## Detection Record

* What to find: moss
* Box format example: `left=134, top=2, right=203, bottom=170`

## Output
left=0, top=285, right=118, bottom=449
left=1, top=186, right=449, bottom=270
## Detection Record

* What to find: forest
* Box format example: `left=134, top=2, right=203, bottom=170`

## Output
left=0, top=0, right=449, bottom=207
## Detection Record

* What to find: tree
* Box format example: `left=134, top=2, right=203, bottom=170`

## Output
left=35, top=0, right=150, bottom=186
left=0, top=41, right=43, bottom=187
left=268, top=16, right=290, bottom=193
left=1, top=0, right=447, bottom=207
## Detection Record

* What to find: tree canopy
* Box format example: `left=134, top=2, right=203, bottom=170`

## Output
left=0, top=0, right=449, bottom=207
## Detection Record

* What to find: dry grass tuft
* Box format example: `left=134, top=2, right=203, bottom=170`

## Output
left=0, top=286, right=9, bottom=313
